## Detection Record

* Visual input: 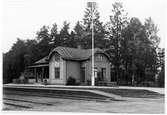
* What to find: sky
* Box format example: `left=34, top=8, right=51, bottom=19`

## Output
left=1, top=0, right=166, bottom=53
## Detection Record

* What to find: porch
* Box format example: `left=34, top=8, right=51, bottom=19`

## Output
left=26, top=64, right=49, bottom=84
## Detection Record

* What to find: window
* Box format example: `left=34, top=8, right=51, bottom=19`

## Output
left=110, top=69, right=117, bottom=81
left=55, top=67, right=60, bottom=78
left=94, top=67, right=98, bottom=79
left=101, top=68, right=106, bottom=80
left=100, top=56, right=103, bottom=61
left=95, top=54, right=105, bottom=62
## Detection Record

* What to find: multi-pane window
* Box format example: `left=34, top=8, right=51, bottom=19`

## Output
left=55, top=67, right=60, bottom=78
left=95, top=54, right=106, bottom=62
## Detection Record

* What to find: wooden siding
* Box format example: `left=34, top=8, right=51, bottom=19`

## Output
left=81, top=53, right=111, bottom=84
left=66, top=61, right=81, bottom=83
left=49, top=52, right=66, bottom=85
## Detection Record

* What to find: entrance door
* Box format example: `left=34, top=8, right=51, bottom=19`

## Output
left=81, top=67, right=85, bottom=83
left=36, top=72, right=41, bottom=83
left=96, top=68, right=106, bottom=86
left=38, top=74, right=42, bottom=83
left=101, top=68, right=106, bottom=81
left=36, top=68, right=44, bottom=83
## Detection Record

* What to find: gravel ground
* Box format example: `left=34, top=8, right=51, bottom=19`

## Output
left=3, top=94, right=164, bottom=113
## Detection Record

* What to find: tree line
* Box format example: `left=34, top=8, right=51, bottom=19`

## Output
left=3, top=2, right=164, bottom=87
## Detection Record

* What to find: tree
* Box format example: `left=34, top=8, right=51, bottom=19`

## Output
left=144, top=18, right=162, bottom=83
left=74, top=21, right=85, bottom=46
left=3, top=38, right=27, bottom=83
left=3, top=53, right=12, bottom=83
left=106, top=2, right=128, bottom=84
left=82, top=2, right=107, bottom=49
left=144, top=17, right=160, bottom=48
left=122, top=17, right=157, bottom=84
left=59, top=21, right=71, bottom=47
left=157, top=48, right=165, bottom=87
left=24, top=39, right=39, bottom=66
left=50, top=23, right=60, bottom=48
left=69, top=31, right=77, bottom=48
left=36, top=25, right=52, bottom=58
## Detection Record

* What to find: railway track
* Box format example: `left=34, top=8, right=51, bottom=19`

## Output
left=3, top=97, right=54, bottom=110
left=3, top=98, right=53, bottom=106
left=3, top=86, right=114, bottom=110
left=4, top=91, right=112, bottom=102
left=4, top=102, right=32, bottom=109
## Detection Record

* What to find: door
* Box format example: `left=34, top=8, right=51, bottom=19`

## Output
left=96, top=68, right=106, bottom=86
left=37, top=72, right=42, bottom=83
left=81, top=67, right=85, bottom=83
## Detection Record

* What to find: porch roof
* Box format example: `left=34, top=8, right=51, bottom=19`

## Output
left=27, top=64, right=49, bottom=68
left=34, top=56, right=49, bottom=64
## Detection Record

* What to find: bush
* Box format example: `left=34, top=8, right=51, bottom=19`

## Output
left=43, top=79, right=48, bottom=85
left=157, top=70, right=165, bottom=87
left=66, top=77, right=76, bottom=85
left=13, top=75, right=29, bottom=84
left=13, top=79, right=21, bottom=84
left=23, top=77, right=29, bottom=84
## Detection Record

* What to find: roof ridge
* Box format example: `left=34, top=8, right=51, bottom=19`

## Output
left=56, top=46, right=102, bottom=51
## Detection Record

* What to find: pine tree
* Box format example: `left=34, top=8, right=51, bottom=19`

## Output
left=50, top=23, right=61, bottom=48
left=74, top=21, right=85, bottom=47
left=36, top=25, right=52, bottom=58
left=59, top=21, right=71, bottom=47
left=82, top=2, right=107, bottom=49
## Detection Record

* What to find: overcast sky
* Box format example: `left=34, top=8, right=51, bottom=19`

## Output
left=2, top=0, right=166, bottom=53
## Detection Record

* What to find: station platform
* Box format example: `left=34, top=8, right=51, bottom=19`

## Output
left=4, top=83, right=164, bottom=94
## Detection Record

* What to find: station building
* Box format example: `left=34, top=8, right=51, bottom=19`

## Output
left=27, top=46, right=111, bottom=85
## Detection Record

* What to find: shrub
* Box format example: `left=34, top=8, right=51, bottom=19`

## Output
left=157, top=70, right=165, bottom=87
left=23, top=77, right=29, bottom=84
left=44, top=79, right=48, bottom=85
left=13, top=79, right=21, bottom=84
left=66, top=76, right=76, bottom=85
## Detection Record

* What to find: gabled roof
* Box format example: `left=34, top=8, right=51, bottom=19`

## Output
left=48, top=46, right=106, bottom=61
left=32, top=46, right=110, bottom=66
